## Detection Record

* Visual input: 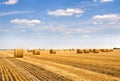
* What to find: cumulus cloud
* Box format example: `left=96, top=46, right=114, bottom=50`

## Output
left=100, top=0, right=114, bottom=2
left=1, top=0, right=18, bottom=5
left=0, top=11, right=32, bottom=16
left=48, top=8, right=84, bottom=17
left=92, top=14, right=120, bottom=21
left=10, top=19, right=41, bottom=26
left=92, top=14, right=120, bottom=25
left=82, top=35, right=90, bottom=38
left=94, top=0, right=114, bottom=2
left=93, top=0, right=97, bottom=2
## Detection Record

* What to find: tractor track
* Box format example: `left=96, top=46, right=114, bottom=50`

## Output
left=7, top=57, right=72, bottom=81
left=0, top=57, right=38, bottom=81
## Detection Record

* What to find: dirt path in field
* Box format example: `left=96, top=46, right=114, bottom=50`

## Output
left=18, top=56, right=120, bottom=81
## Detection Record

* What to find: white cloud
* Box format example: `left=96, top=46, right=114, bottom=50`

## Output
left=100, top=0, right=114, bottom=2
left=93, top=22, right=103, bottom=25
left=92, top=14, right=120, bottom=21
left=93, top=0, right=97, bottom=2
left=94, top=0, right=114, bottom=2
left=93, top=22, right=98, bottom=25
left=48, top=8, right=84, bottom=17
left=108, top=21, right=120, bottom=25
left=0, top=11, right=32, bottom=16
left=1, top=0, right=18, bottom=5
left=10, top=19, right=41, bottom=26
left=92, top=14, right=120, bottom=25
left=82, top=35, right=90, bottom=38
left=20, top=29, right=26, bottom=32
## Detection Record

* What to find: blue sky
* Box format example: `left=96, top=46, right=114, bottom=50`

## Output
left=0, top=0, right=120, bottom=49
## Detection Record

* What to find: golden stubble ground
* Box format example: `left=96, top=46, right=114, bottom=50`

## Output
left=0, top=49, right=120, bottom=81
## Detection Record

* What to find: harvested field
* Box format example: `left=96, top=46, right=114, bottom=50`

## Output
left=0, top=50, right=120, bottom=81
left=0, top=58, right=37, bottom=81
left=1, top=0, right=119, bottom=81
left=25, top=55, right=120, bottom=77
left=0, top=57, right=71, bottom=81
left=8, top=57, right=72, bottom=81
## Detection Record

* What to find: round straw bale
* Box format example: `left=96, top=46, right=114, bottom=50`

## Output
left=89, top=49, right=93, bottom=52
left=69, top=49, right=72, bottom=51
left=106, top=49, right=110, bottom=52
left=100, top=49, right=104, bottom=52
left=100, top=49, right=110, bottom=52
left=93, top=49, right=99, bottom=53
left=77, top=49, right=84, bottom=54
left=33, top=49, right=40, bottom=55
left=107, top=49, right=113, bottom=52
left=109, top=49, right=113, bottom=52
left=14, top=48, right=24, bottom=58
left=72, top=49, right=75, bottom=51
left=84, top=49, right=90, bottom=53
left=50, top=49, right=56, bottom=54
left=27, top=49, right=33, bottom=52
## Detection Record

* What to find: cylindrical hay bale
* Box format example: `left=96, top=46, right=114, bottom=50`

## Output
left=72, top=49, right=75, bottom=51
left=84, top=49, right=90, bottom=53
left=27, top=49, right=33, bottom=52
left=50, top=49, right=56, bottom=54
left=100, top=49, right=112, bottom=52
left=14, top=48, right=24, bottom=58
left=89, top=49, right=93, bottom=52
left=62, top=49, right=66, bottom=51
left=106, top=49, right=109, bottom=52
left=100, top=49, right=105, bottom=52
left=107, top=49, right=113, bottom=52
left=93, top=49, right=99, bottom=53
left=109, top=49, right=113, bottom=52
left=77, top=49, right=84, bottom=54
left=69, top=49, right=72, bottom=51
left=33, top=49, right=40, bottom=55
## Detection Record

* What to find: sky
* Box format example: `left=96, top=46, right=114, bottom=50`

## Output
left=0, top=0, right=120, bottom=49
